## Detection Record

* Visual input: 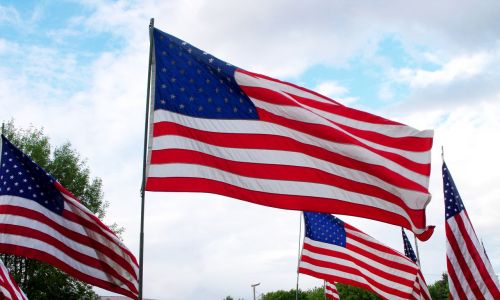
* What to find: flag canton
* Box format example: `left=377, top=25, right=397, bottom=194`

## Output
left=304, top=212, right=346, bottom=247
left=442, top=163, right=465, bottom=220
left=153, top=28, right=258, bottom=120
left=0, top=136, right=64, bottom=214
left=401, top=228, right=418, bottom=263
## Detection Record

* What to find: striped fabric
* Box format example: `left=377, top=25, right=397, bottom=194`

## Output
left=443, top=163, right=500, bottom=299
left=299, top=212, right=420, bottom=300
left=0, top=135, right=139, bottom=300
left=325, top=281, right=340, bottom=300
left=146, top=27, right=435, bottom=240
left=401, top=228, right=431, bottom=300
left=0, top=258, right=27, bottom=300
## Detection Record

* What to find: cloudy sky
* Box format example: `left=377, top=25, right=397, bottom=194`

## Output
left=1, top=0, right=500, bottom=299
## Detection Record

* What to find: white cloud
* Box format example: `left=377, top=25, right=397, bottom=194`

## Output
left=397, top=52, right=492, bottom=88
left=2, top=1, right=500, bottom=299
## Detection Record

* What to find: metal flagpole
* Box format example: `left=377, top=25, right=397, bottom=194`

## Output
left=323, top=280, right=326, bottom=300
left=139, top=17, right=154, bottom=300
left=413, top=234, right=421, bottom=266
left=295, top=212, right=303, bottom=300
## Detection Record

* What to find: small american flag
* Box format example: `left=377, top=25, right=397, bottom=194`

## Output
left=401, top=228, right=431, bottom=300
left=443, top=162, right=500, bottom=299
left=299, top=212, right=420, bottom=300
left=146, top=27, right=434, bottom=239
left=0, top=135, right=139, bottom=299
left=325, top=281, right=340, bottom=300
left=0, top=258, right=27, bottom=300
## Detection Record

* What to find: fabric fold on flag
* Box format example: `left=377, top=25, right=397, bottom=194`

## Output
left=401, top=228, right=431, bottom=300
left=0, top=258, right=28, bottom=300
left=145, top=27, right=435, bottom=240
left=298, top=212, right=420, bottom=300
left=325, top=281, right=340, bottom=300
left=0, top=135, right=139, bottom=300
left=443, top=162, right=500, bottom=299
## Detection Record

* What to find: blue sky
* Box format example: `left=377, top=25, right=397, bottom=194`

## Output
left=1, top=1, right=500, bottom=299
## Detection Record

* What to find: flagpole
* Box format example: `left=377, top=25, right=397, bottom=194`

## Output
left=295, top=212, right=303, bottom=300
left=413, top=234, right=421, bottom=265
left=139, top=17, right=154, bottom=300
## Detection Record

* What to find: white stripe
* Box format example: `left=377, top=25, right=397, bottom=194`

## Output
left=459, top=212, right=500, bottom=291
left=152, top=135, right=429, bottom=209
left=446, top=228, right=475, bottom=299
left=304, top=238, right=417, bottom=281
left=299, top=260, right=408, bottom=300
left=0, top=233, right=129, bottom=290
left=153, top=110, right=430, bottom=188
left=235, top=71, right=336, bottom=105
left=0, top=286, right=12, bottom=300
left=0, top=196, right=138, bottom=288
left=448, top=214, right=493, bottom=299
left=235, top=71, right=433, bottom=138
left=345, top=229, right=417, bottom=269
left=148, top=163, right=424, bottom=229
left=251, top=98, right=431, bottom=164
left=0, top=261, right=26, bottom=300
left=62, top=194, right=139, bottom=276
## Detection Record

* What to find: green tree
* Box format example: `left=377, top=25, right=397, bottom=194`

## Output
left=1, top=122, right=111, bottom=299
left=428, top=273, right=449, bottom=300
left=260, top=284, right=380, bottom=300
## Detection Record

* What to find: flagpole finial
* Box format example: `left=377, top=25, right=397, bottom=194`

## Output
left=441, top=146, right=445, bottom=162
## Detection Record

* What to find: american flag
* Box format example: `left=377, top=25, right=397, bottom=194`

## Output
left=145, top=27, right=435, bottom=239
left=443, top=162, right=500, bottom=299
left=401, top=228, right=431, bottom=300
left=298, top=212, right=420, bottom=300
left=0, top=135, right=139, bottom=300
left=0, top=258, right=27, bottom=300
left=325, top=281, right=340, bottom=300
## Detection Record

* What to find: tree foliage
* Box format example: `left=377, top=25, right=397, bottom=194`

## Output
left=428, top=273, right=449, bottom=300
left=260, top=284, right=379, bottom=300
left=1, top=122, right=110, bottom=299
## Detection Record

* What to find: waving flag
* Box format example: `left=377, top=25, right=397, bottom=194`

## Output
left=0, top=258, right=27, bottom=300
left=0, top=135, right=139, bottom=300
left=443, top=163, right=500, bottom=299
left=401, top=228, right=431, bottom=300
left=325, top=281, right=340, bottom=300
left=298, top=212, right=419, bottom=300
left=145, top=27, right=434, bottom=239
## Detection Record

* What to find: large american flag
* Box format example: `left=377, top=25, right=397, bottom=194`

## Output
left=0, top=258, right=27, bottom=300
left=325, top=281, right=340, bottom=300
left=298, top=212, right=420, bottom=300
left=401, top=228, right=431, bottom=300
left=145, top=27, right=434, bottom=239
left=0, top=135, right=139, bottom=300
left=443, top=162, right=500, bottom=299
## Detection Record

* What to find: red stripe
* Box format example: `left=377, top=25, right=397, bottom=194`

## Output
left=446, top=221, right=485, bottom=300
left=257, top=108, right=431, bottom=176
left=243, top=85, right=430, bottom=151
left=345, top=226, right=415, bottom=263
left=300, top=254, right=412, bottom=298
left=453, top=214, right=500, bottom=298
left=146, top=177, right=425, bottom=231
left=299, top=267, right=375, bottom=297
left=0, top=267, right=21, bottom=300
left=151, top=148, right=421, bottom=213
left=302, top=242, right=416, bottom=287
left=152, top=122, right=428, bottom=193
left=447, top=257, right=468, bottom=300
left=0, top=205, right=137, bottom=284
left=0, top=243, right=138, bottom=300
left=64, top=200, right=138, bottom=267
left=237, top=69, right=342, bottom=106
left=0, top=223, right=138, bottom=295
